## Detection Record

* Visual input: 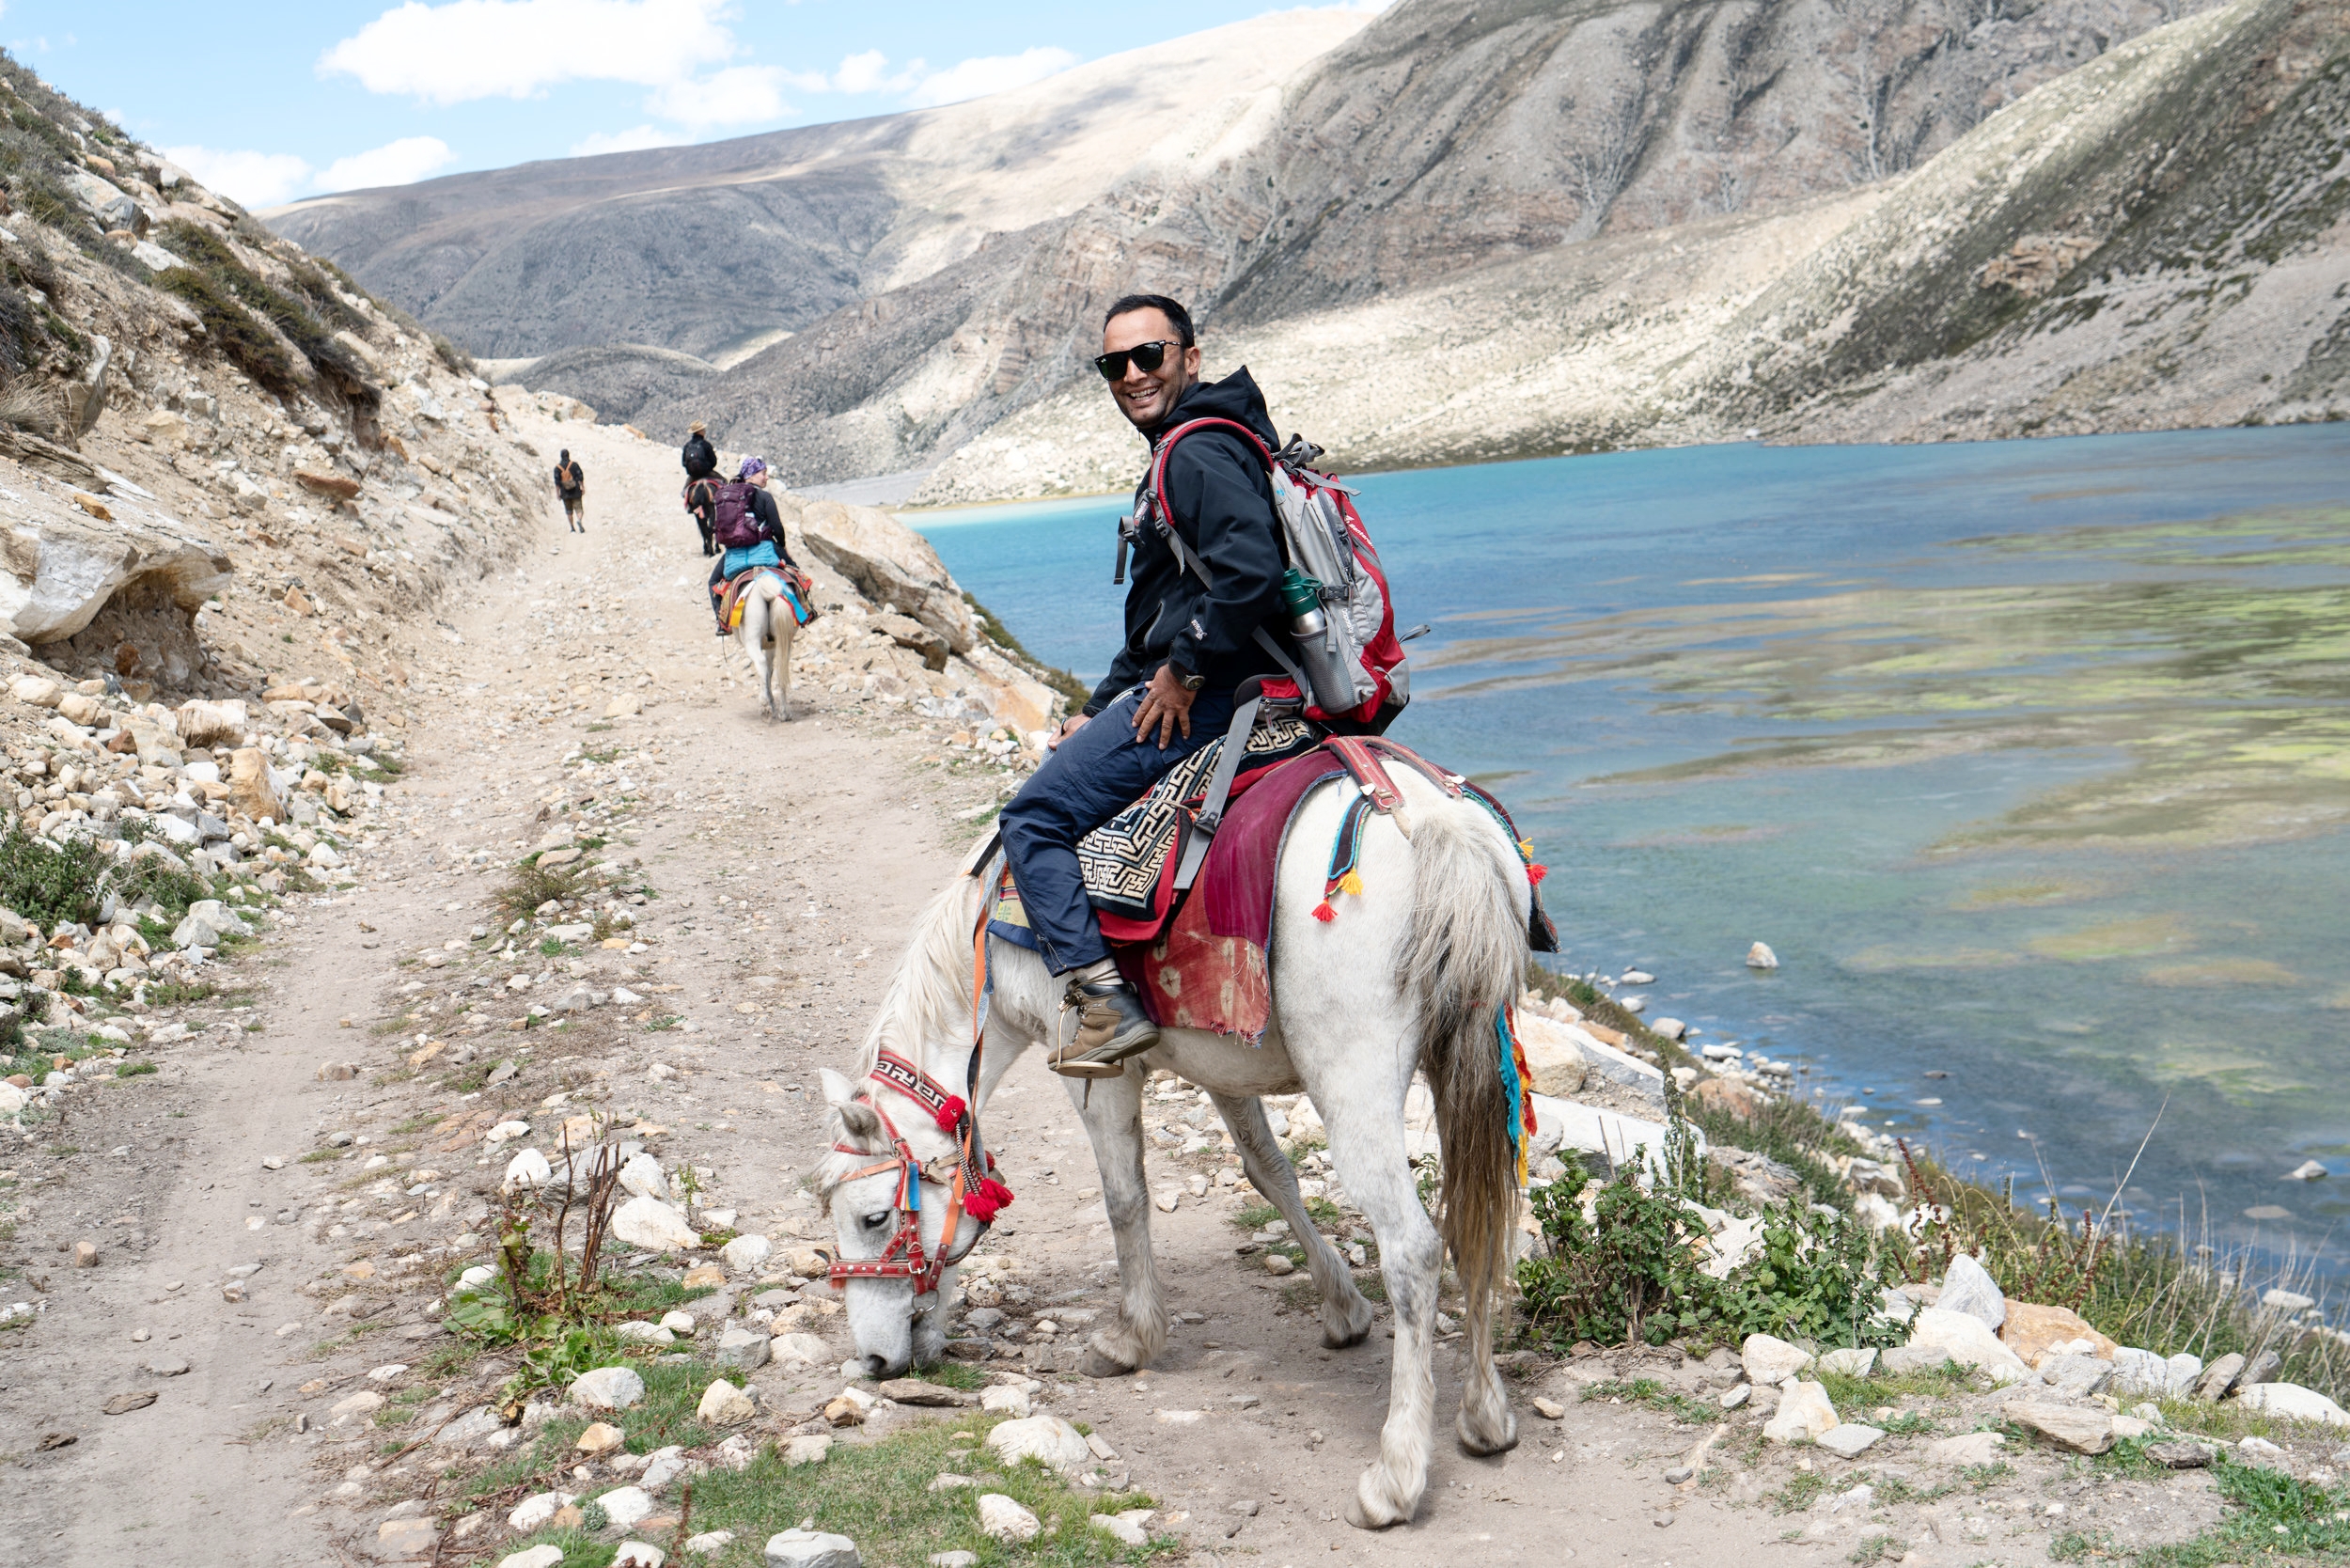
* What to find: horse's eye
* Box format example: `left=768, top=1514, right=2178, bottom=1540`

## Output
left=862, top=1212, right=892, bottom=1231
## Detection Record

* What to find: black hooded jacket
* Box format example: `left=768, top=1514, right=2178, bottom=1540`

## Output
left=682, top=432, right=718, bottom=479
left=1084, top=368, right=1287, bottom=715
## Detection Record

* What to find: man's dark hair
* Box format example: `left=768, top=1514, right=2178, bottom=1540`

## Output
left=558, top=449, right=570, bottom=461
left=1103, top=293, right=1194, bottom=347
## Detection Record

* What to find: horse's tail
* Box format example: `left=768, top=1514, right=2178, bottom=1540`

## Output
left=1402, top=787, right=1529, bottom=1311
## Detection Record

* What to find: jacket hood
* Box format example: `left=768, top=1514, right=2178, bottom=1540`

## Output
left=1152, top=366, right=1277, bottom=450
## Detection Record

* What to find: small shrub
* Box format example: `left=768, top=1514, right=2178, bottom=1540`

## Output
left=496, top=858, right=582, bottom=917
left=117, top=1060, right=157, bottom=1077
left=0, top=823, right=106, bottom=927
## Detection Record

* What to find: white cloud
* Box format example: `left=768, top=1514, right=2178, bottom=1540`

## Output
left=645, top=63, right=793, bottom=129
left=319, top=0, right=739, bottom=104
left=903, top=47, right=1079, bottom=108
left=831, top=49, right=918, bottom=96
left=569, top=124, right=688, bottom=157
left=160, top=145, right=313, bottom=208
left=318, top=135, right=457, bottom=193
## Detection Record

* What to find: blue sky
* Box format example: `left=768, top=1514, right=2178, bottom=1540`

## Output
left=6, top=1, right=1371, bottom=208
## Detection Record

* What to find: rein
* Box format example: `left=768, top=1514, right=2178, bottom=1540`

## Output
left=826, top=917, right=1012, bottom=1295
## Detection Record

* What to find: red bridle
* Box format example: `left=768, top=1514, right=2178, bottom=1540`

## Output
left=825, top=1044, right=1014, bottom=1295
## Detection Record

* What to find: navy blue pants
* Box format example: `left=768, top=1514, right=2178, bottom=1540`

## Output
left=998, top=684, right=1235, bottom=975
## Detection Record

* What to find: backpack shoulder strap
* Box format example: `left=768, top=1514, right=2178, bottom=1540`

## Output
left=1147, top=417, right=1274, bottom=517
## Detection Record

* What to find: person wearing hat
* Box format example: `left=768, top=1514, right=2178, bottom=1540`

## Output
left=682, top=421, right=720, bottom=555
left=707, top=456, right=794, bottom=635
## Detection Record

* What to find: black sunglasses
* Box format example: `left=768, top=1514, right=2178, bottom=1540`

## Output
left=1094, top=339, right=1184, bottom=381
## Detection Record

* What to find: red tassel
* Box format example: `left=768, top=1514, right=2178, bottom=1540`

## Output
left=933, top=1095, right=966, bottom=1132
left=1312, top=901, right=1337, bottom=922
left=964, top=1178, right=1015, bottom=1221
left=1528, top=863, right=1548, bottom=886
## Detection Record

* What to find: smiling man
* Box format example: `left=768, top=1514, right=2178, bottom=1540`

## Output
left=996, top=291, right=1288, bottom=1077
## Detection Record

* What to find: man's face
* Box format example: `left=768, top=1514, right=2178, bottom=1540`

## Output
left=1103, top=308, right=1200, bottom=432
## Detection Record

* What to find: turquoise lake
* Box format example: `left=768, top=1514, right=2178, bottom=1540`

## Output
left=915, top=426, right=2350, bottom=1271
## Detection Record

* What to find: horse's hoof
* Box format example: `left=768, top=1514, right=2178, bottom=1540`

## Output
left=1457, top=1410, right=1519, bottom=1457
left=1345, top=1492, right=1407, bottom=1531
left=1080, top=1345, right=1137, bottom=1379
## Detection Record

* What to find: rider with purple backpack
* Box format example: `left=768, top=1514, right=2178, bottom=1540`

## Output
left=706, top=457, right=794, bottom=634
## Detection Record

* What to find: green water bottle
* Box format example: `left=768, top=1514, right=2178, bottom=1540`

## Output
left=1281, top=568, right=1327, bottom=638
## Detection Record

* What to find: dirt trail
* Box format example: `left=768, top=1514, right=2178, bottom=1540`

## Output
left=3, top=403, right=2226, bottom=1568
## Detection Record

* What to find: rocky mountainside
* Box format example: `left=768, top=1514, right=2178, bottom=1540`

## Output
left=264, top=0, right=2298, bottom=494
left=263, top=9, right=1371, bottom=373
left=918, top=0, right=2350, bottom=500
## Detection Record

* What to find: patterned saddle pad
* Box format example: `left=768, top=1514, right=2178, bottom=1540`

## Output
left=995, top=711, right=1321, bottom=945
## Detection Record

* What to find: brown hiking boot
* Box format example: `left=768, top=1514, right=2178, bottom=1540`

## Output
left=1050, top=972, right=1159, bottom=1079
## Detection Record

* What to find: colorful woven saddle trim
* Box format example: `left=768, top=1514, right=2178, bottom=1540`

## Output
left=725, top=567, right=813, bottom=632
left=1311, top=793, right=1373, bottom=922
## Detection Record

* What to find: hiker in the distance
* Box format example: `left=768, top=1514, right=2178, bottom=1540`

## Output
left=553, top=448, right=586, bottom=532
left=682, top=420, right=719, bottom=557
left=995, top=292, right=1287, bottom=1078
left=706, top=456, right=794, bottom=635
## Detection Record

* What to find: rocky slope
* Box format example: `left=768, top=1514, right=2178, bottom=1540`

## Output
left=265, top=0, right=2322, bottom=494
left=263, top=8, right=1371, bottom=374
left=918, top=0, right=2350, bottom=501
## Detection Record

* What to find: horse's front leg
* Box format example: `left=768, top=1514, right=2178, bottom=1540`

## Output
left=1212, top=1091, right=1372, bottom=1349
left=1065, top=1066, right=1167, bottom=1376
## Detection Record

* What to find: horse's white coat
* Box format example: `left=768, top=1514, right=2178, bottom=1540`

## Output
left=732, top=572, right=797, bottom=719
left=818, top=768, right=1532, bottom=1529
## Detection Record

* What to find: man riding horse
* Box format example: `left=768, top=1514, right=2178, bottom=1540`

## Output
left=996, top=292, right=1288, bottom=1078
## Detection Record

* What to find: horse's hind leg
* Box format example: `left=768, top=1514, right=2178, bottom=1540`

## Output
left=1066, top=1066, right=1167, bottom=1375
left=774, top=625, right=793, bottom=720
left=1212, top=1092, right=1372, bottom=1349
left=1305, top=1090, right=1442, bottom=1529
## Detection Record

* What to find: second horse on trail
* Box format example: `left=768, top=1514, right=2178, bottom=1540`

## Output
left=701, top=455, right=812, bottom=720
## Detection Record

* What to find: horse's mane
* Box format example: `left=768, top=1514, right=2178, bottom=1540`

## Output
left=856, top=873, right=985, bottom=1074
left=816, top=872, right=983, bottom=1200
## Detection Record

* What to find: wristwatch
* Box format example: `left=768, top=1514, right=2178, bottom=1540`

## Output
left=1172, top=666, right=1206, bottom=693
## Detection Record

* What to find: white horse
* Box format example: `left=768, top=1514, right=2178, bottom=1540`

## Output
left=816, top=768, right=1534, bottom=1529
left=731, top=572, right=797, bottom=720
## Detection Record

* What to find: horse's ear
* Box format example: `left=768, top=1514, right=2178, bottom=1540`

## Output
left=820, top=1067, right=861, bottom=1107
left=831, top=1096, right=885, bottom=1146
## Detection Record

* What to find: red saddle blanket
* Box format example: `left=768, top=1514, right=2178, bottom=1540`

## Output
left=989, top=737, right=1554, bottom=1042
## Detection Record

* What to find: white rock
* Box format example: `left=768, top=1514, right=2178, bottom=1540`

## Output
left=1816, top=1424, right=1885, bottom=1458
left=660, top=1310, right=697, bottom=1337
left=764, top=1528, right=861, bottom=1567
left=507, top=1492, right=577, bottom=1531
left=502, top=1148, right=554, bottom=1192
left=721, top=1233, right=772, bottom=1273
left=1741, top=1333, right=1812, bottom=1386
left=682, top=1533, right=735, bottom=1557
left=616, top=1320, right=677, bottom=1346
left=976, top=1494, right=1041, bottom=1543
left=1818, top=1347, right=1877, bottom=1378
left=772, top=1332, right=830, bottom=1367
left=1762, top=1380, right=1840, bottom=1443
left=484, top=1121, right=531, bottom=1145
left=697, top=1379, right=758, bottom=1425
left=2109, top=1346, right=2173, bottom=1397
left=619, top=1152, right=668, bottom=1200
left=499, top=1548, right=567, bottom=1568
left=612, top=1196, right=701, bottom=1252
left=1925, top=1432, right=2007, bottom=1466
left=2236, top=1382, right=2350, bottom=1427
left=612, top=1545, right=664, bottom=1568
left=1936, top=1254, right=2007, bottom=1330
left=1904, top=1307, right=2033, bottom=1384
left=783, top=1435, right=834, bottom=1466
left=1092, top=1513, right=1149, bottom=1546
left=979, top=1384, right=1032, bottom=1419
left=2289, top=1160, right=2328, bottom=1181
left=569, top=1366, right=647, bottom=1410
left=715, top=1325, right=771, bottom=1371
left=1747, top=941, right=1779, bottom=968
left=984, top=1415, right=1091, bottom=1475
left=596, top=1485, right=655, bottom=1529
left=641, top=1446, right=693, bottom=1490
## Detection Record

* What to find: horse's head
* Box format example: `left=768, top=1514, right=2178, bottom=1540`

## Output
left=816, top=1067, right=975, bottom=1378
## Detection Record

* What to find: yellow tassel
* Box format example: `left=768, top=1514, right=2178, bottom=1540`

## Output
left=1518, top=839, right=1535, bottom=858
left=1338, top=870, right=1364, bottom=898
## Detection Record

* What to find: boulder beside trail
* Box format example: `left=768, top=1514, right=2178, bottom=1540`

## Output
left=789, top=498, right=979, bottom=654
